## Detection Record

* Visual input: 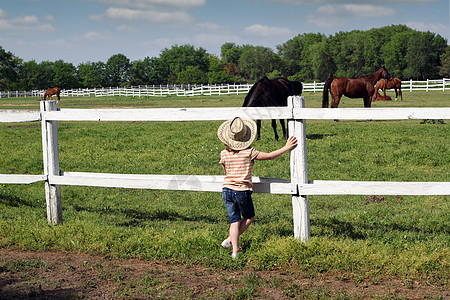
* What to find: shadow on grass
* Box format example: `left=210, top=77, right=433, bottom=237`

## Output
left=0, top=192, right=39, bottom=208
left=306, top=133, right=334, bottom=140
left=70, top=203, right=220, bottom=227
left=313, top=216, right=447, bottom=240
left=313, top=217, right=367, bottom=240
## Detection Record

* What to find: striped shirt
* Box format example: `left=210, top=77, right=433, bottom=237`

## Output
left=220, top=147, right=260, bottom=191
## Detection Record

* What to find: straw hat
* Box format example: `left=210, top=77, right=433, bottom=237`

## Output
left=217, top=117, right=257, bottom=150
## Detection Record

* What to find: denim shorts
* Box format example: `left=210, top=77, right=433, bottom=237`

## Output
left=222, top=187, right=255, bottom=223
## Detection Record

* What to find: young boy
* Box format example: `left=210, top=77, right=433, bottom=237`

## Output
left=217, top=117, right=297, bottom=259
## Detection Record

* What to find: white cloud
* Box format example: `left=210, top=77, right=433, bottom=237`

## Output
left=244, top=24, right=293, bottom=37
left=103, top=7, right=193, bottom=22
left=87, top=0, right=205, bottom=9
left=80, top=31, right=110, bottom=40
left=0, top=9, right=7, bottom=18
left=11, top=15, right=39, bottom=25
left=194, top=22, right=229, bottom=33
left=89, top=14, right=104, bottom=22
left=117, top=24, right=137, bottom=33
left=44, top=15, right=55, bottom=22
left=141, top=36, right=191, bottom=50
left=0, top=14, right=55, bottom=32
left=316, top=4, right=395, bottom=18
left=306, top=4, right=396, bottom=29
left=405, top=21, right=450, bottom=39
left=306, top=15, right=345, bottom=29
left=267, top=0, right=437, bottom=4
left=194, top=33, right=242, bottom=45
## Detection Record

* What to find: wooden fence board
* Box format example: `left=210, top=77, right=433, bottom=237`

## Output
left=300, top=180, right=450, bottom=195
left=0, top=110, right=40, bottom=123
left=50, top=172, right=296, bottom=194
left=293, top=107, right=450, bottom=120
left=44, top=107, right=293, bottom=121
left=0, top=174, right=46, bottom=184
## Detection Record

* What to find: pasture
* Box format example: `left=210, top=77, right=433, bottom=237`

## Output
left=0, top=91, right=449, bottom=298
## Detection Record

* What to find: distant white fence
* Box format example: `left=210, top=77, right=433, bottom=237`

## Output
left=1, top=97, right=449, bottom=242
left=1, top=78, right=449, bottom=98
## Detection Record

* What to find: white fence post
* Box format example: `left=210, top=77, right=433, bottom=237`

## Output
left=40, top=100, right=62, bottom=225
left=288, top=96, right=310, bottom=242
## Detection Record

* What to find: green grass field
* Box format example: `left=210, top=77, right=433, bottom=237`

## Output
left=0, top=91, right=449, bottom=290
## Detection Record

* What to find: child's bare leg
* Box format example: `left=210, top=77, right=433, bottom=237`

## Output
left=239, top=217, right=253, bottom=236
left=229, top=221, right=241, bottom=254
left=229, top=217, right=254, bottom=254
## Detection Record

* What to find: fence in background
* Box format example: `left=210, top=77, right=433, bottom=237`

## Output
left=1, top=97, right=449, bottom=241
left=1, top=78, right=449, bottom=99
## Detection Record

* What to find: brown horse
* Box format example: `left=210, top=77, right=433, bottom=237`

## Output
left=322, top=66, right=391, bottom=108
left=43, top=87, right=61, bottom=104
left=243, top=76, right=303, bottom=140
left=372, top=78, right=402, bottom=102
left=373, top=90, right=392, bottom=101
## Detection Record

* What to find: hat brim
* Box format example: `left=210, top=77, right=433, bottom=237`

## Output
left=217, top=118, right=257, bottom=150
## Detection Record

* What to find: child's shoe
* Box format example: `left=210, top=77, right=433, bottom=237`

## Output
left=231, top=249, right=242, bottom=259
left=221, top=239, right=232, bottom=249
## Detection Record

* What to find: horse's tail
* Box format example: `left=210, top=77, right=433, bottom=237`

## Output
left=322, top=77, right=333, bottom=108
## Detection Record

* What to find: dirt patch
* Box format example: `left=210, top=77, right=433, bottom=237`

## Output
left=0, top=248, right=447, bottom=299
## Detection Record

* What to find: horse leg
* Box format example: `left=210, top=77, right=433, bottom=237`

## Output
left=331, top=94, right=341, bottom=122
left=399, top=88, right=403, bottom=102
left=256, top=120, right=261, bottom=140
left=280, top=119, right=287, bottom=139
left=271, top=119, right=279, bottom=141
left=394, top=88, right=398, bottom=101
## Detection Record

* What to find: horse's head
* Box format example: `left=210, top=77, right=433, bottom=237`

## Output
left=381, top=65, right=391, bottom=80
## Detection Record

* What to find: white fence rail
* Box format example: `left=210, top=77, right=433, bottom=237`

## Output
left=1, top=79, right=449, bottom=99
left=1, top=98, right=449, bottom=241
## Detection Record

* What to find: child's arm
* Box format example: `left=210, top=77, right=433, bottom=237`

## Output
left=255, top=136, right=298, bottom=161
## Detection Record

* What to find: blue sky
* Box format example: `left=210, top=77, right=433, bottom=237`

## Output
left=0, top=0, right=448, bottom=65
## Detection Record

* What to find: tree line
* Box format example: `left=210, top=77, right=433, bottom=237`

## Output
left=0, top=25, right=448, bottom=91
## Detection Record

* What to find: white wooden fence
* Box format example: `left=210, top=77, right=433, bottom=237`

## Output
left=1, top=78, right=449, bottom=98
left=1, top=97, right=449, bottom=242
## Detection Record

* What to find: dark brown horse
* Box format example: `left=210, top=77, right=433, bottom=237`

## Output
left=43, top=87, right=61, bottom=104
left=243, top=76, right=303, bottom=140
left=373, top=77, right=402, bottom=102
left=322, top=66, right=391, bottom=108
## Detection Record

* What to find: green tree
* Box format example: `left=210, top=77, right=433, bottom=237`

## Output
left=105, top=53, right=131, bottom=87
left=404, top=31, right=447, bottom=79
left=19, top=60, right=41, bottom=90
left=221, top=42, right=244, bottom=65
left=129, top=57, right=168, bottom=85
left=381, top=31, right=411, bottom=78
left=158, top=44, right=209, bottom=84
left=177, top=65, right=208, bottom=84
left=309, top=40, right=336, bottom=81
left=129, top=58, right=150, bottom=86
left=53, top=60, right=78, bottom=88
left=77, top=61, right=105, bottom=88
left=238, top=46, right=281, bottom=81
left=36, top=61, right=55, bottom=89
left=277, top=33, right=325, bottom=79
left=0, top=46, right=22, bottom=90
left=439, top=46, right=450, bottom=77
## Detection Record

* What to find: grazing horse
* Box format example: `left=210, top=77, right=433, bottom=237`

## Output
left=243, top=76, right=303, bottom=140
left=322, top=66, right=391, bottom=109
left=43, top=87, right=61, bottom=104
left=372, top=78, right=402, bottom=102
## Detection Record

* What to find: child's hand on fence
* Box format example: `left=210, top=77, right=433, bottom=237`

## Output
left=285, top=136, right=298, bottom=151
